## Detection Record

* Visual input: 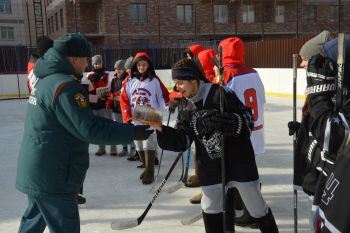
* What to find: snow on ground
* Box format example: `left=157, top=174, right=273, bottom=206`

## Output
left=0, top=96, right=311, bottom=233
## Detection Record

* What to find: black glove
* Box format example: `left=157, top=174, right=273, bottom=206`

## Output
left=287, top=121, right=301, bottom=136
left=194, top=110, right=243, bottom=137
left=169, top=99, right=180, bottom=113
left=133, top=125, right=154, bottom=141
left=305, top=54, right=337, bottom=100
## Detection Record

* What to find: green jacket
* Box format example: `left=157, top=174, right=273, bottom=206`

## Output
left=16, top=48, right=133, bottom=197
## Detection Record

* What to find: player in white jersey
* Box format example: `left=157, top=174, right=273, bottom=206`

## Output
left=215, top=37, right=266, bottom=228
left=217, top=37, right=266, bottom=155
left=120, top=52, right=169, bottom=185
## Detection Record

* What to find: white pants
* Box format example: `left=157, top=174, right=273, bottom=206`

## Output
left=201, top=180, right=268, bottom=218
left=134, top=131, right=157, bottom=151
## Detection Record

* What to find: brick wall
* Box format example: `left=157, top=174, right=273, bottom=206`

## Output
left=44, top=0, right=350, bottom=47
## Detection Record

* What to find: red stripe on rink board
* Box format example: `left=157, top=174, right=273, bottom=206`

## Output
left=253, top=124, right=263, bottom=131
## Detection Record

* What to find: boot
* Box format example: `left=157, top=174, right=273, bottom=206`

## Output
left=142, top=150, right=155, bottom=184
left=186, top=152, right=201, bottom=187
left=110, top=145, right=117, bottom=156
left=95, top=145, right=106, bottom=156
left=256, top=208, right=279, bottom=233
left=202, top=212, right=226, bottom=233
left=127, top=149, right=139, bottom=161
left=138, top=151, right=146, bottom=179
left=118, top=149, right=128, bottom=157
left=189, top=192, right=202, bottom=204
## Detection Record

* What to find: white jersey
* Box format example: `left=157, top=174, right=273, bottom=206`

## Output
left=121, top=77, right=167, bottom=124
left=226, top=72, right=266, bottom=155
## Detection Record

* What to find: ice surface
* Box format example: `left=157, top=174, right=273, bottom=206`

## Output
left=0, top=96, right=311, bottom=233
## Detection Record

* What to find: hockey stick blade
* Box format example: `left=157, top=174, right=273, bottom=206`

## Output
left=181, top=212, right=203, bottom=225
left=111, top=152, right=183, bottom=230
left=165, top=181, right=184, bottom=194
left=111, top=219, right=139, bottom=230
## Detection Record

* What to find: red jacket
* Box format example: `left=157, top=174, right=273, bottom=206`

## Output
left=218, top=37, right=255, bottom=85
left=187, top=44, right=205, bottom=57
left=197, top=49, right=217, bottom=83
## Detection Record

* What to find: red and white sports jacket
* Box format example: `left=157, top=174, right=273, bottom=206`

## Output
left=120, top=76, right=169, bottom=123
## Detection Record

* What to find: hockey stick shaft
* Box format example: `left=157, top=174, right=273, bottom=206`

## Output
left=111, top=151, right=183, bottom=230
left=335, top=33, right=345, bottom=113
left=182, top=146, right=192, bottom=182
left=218, top=45, right=227, bottom=232
left=292, top=54, right=298, bottom=233
left=164, top=146, right=192, bottom=194
left=149, top=111, right=172, bottom=192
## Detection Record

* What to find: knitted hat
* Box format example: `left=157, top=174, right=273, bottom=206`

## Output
left=124, top=56, right=134, bottom=70
left=172, top=67, right=197, bottom=81
left=114, top=59, right=126, bottom=70
left=92, top=55, right=102, bottom=65
left=36, top=36, right=53, bottom=57
left=53, top=33, right=92, bottom=57
left=299, top=31, right=331, bottom=60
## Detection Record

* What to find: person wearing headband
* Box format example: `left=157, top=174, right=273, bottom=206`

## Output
left=142, top=58, right=279, bottom=233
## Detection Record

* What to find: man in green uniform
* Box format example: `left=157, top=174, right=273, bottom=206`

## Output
left=16, top=33, right=153, bottom=233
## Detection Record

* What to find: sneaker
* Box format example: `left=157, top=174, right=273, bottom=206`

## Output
left=76, top=194, right=86, bottom=206
left=118, top=150, right=128, bottom=157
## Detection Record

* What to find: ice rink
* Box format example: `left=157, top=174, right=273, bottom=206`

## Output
left=0, top=96, right=312, bottom=233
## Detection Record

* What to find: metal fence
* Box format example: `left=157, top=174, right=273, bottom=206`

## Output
left=0, top=36, right=313, bottom=100
left=0, top=36, right=314, bottom=73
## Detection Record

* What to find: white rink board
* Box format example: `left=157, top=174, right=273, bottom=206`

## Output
left=0, top=68, right=307, bottom=98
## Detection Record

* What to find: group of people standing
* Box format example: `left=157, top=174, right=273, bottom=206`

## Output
left=291, top=31, right=350, bottom=233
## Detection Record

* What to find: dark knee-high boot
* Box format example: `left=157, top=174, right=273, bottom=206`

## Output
left=142, top=150, right=155, bottom=184
left=202, top=212, right=224, bottom=233
left=256, top=208, right=279, bottom=233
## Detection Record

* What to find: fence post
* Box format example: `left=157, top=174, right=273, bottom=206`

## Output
left=15, top=46, right=22, bottom=99
left=108, top=46, right=113, bottom=71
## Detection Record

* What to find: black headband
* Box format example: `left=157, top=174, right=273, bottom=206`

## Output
left=172, top=67, right=197, bottom=80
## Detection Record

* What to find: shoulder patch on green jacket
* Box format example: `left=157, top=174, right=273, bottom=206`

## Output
left=74, top=92, right=89, bottom=109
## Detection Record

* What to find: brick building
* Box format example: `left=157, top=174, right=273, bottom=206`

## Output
left=42, top=0, right=350, bottom=47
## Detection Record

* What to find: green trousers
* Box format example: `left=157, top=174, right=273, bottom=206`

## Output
left=18, top=195, right=79, bottom=233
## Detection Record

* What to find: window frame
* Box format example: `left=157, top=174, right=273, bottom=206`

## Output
left=176, top=4, right=192, bottom=24
left=243, top=5, right=255, bottom=23
left=0, top=0, right=11, bottom=14
left=304, top=6, right=317, bottom=23
left=129, top=3, right=148, bottom=25
left=214, top=5, right=228, bottom=24
left=0, top=26, right=14, bottom=40
left=275, top=5, right=285, bottom=23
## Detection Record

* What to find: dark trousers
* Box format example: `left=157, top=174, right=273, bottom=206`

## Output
left=18, top=195, right=80, bottom=233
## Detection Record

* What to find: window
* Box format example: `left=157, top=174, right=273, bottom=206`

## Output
left=60, top=9, right=64, bottom=28
left=1, top=26, right=14, bottom=40
left=243, top=5, right=254, bottom=23
left=55, top=12, right=58, bottom=31
left=330, top=5, right=338, bottom=22
left=304, top=6, right=316, bottom=23
left=0, top=0, right=11, bottom=14
left=275, top=5, right=285, bottom=23
left=177, top=4, right=192, bottom=24
left=129, top=3, right=147, bottom=25
left=214, top=5, right=228, bottom=23
left=48, top=18, right=51, bottom=34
